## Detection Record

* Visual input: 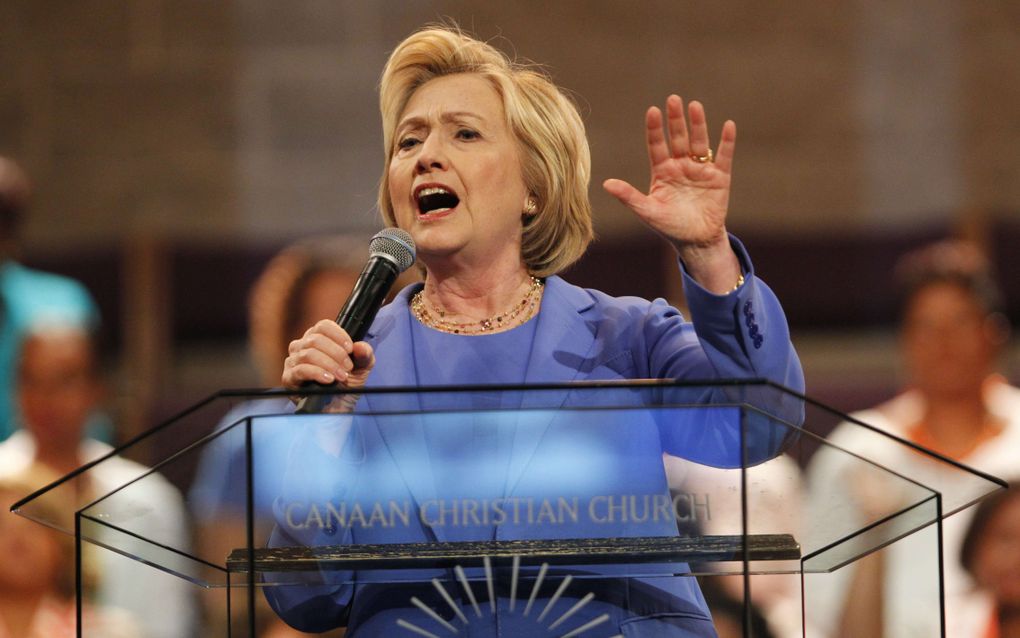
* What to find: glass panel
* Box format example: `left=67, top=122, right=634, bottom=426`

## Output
left=803, top=522, right=946, bottom=637
left=8, top=381, right=1006, bottom=637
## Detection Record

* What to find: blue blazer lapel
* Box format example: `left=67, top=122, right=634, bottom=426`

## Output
left=503, top=276, right=597, bottom=498
left=361, top=285, right=446, bottom=541
left=521, top=276, right=597, bottom=389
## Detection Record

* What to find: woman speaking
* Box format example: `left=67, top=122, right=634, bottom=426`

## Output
left=270, top=24, right=803, bottom=637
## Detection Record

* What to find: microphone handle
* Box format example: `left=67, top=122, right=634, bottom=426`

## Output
left=295, top=256, right=399, bottom=414
left=335, top=256, right=399, bottom=341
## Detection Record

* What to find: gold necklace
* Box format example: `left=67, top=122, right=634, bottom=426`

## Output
left=411, top=277, right=544, bottom=334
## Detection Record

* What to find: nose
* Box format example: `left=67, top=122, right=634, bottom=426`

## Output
left=414, top=132, right=447, bottom=174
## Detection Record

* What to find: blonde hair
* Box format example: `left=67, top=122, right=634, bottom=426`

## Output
left=378, top=25, right=594, bottom=277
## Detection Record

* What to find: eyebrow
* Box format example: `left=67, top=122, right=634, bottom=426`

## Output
left=395, top=111, right=485, bottom=135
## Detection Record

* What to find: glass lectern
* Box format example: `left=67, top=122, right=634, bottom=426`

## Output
left=11, top=380, right=1006, bottom=637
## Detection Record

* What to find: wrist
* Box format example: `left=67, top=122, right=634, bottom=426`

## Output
left=328, top=392, right=362, bottom=413
left=676, top=234, right=742, bottom=294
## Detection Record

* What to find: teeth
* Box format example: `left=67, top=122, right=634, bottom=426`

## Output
left=416, top=185, right=459, bottom=216
left=417, top=186, right=451, bottom=198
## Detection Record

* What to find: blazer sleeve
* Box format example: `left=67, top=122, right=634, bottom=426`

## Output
left=649, top=235, right=805, bottom=467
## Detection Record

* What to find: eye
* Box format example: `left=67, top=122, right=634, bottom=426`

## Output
left=397, top=136, right=420, bottom=151
left=455, top=128, right=480, bottom=141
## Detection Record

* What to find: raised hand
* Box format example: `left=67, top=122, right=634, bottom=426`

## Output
left=604, top=95, right=741, bottom=293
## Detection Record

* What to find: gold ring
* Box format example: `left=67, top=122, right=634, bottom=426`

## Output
left=690, top=149, right=714, bottom=163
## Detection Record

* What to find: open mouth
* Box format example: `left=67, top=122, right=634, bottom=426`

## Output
left=416, top=186, right=460, bottom=216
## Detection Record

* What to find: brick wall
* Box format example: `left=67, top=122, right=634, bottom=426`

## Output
left=3, top=0, right=1020, bottom=440
left=5, top=1, right=1018, bottom=253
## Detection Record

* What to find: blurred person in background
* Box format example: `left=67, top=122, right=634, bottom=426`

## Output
left=0, top=323, right=196, bottom=638
left=0, top=155, right=99, bottom=442
left=665, top=451, right=808, bottom=638
left=1, top=465, right=140, bottom=638
left=805, top=240, right=1020, bottom=637
left=961, top=481, right=1020, bottom=638
left=188, top=235, right=414, bottom=637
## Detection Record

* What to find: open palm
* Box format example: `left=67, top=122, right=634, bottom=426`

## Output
left=604, top=95, right=736, bottom=250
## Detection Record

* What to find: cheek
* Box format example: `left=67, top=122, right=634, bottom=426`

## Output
left=479, top=169, right=527, bottom=223
left=23, top=387, right=92, bottom=431
left=19, top=389, right=51, bottom=422
left=905, top=328, right=987, bottom=364
left=387, top=167, right=411, bottom=216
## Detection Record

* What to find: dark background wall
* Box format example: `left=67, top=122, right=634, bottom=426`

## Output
left=2, top=1, right=1019, bottom=441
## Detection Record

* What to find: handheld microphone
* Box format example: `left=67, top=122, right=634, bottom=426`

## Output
left=295, top=228, right=416, bottom=413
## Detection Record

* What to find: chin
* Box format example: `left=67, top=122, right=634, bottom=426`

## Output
left=410, top=230, right=464, bottom=255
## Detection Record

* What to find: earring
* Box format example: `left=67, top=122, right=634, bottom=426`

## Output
left=524, top=198, right=538, bottom=215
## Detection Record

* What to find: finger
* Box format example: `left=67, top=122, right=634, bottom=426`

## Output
left=687, top=100, right=711, bottom=158
left=283, top=363, right=340, bottom=389
left=291, top=343, right=353, bottom=377
left=286, top=329, right=355, bottom=375
left=665, top=95, right=689, bottom=158
left=309, top=320, right=355, bottom=353
left=713, top=120, right=737, bottom=174
left=644, top=106, right=670, bottom=169
left=603, top=178, right=649, bottom=214
left=307, top=334, right=357, bottom=371
left=289, top=326, right=352, bottom=360
left=289, top=323, right=354, bottom=360
left=350, top=342, right=376, bottom=372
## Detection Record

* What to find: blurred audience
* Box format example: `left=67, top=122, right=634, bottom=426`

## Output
left=0, top=156, right=99, bottom=442
left=805, top=240, right=1020, bottom=637
left=961, top=481, right=1020, bottom=638
left=1, top=465, right=140, bottom=638
left=666, top=452, right=808, bottom=638
left=189, top=235, right=413, bottom=636
left=0, top=323, right=196, bottom=638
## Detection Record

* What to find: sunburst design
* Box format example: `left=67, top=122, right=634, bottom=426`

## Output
left=394, top=555, right=623, bottom=637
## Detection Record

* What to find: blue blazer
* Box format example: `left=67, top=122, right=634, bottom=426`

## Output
left=266, top=240, right=804, bottom=636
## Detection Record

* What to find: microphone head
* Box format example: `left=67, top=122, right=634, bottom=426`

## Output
left=369, top=227, right=416, bottom=273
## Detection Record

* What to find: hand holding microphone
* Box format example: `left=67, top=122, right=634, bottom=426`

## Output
left=285, top=228, right=415, bottom=413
